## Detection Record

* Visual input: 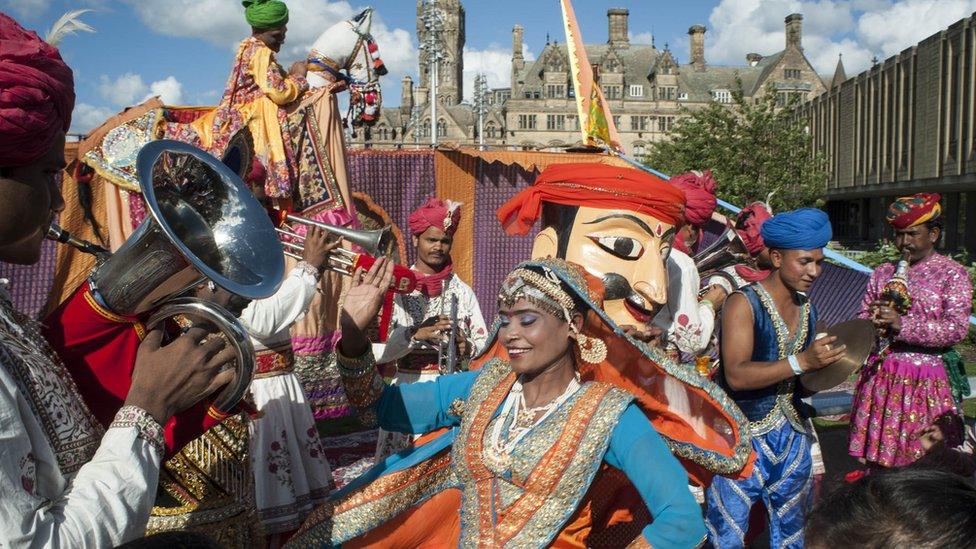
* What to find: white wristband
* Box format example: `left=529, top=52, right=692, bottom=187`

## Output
left=787, top=355, right=803, bottom=376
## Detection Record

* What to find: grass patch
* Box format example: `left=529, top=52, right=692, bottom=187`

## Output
left=965, top=398, right=975, bottom=420
left=813, top=417, right=849, bottom=429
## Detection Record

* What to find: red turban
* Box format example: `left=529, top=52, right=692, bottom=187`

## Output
left=736, top=201, right=773, bottom=256
left=669, top=170, right=717, bottom=228
left=886, top=193, right=941, bottom=230
left=497, top=163, right=686, bottom=235
left=0, top=14, right=74, bottom=167
left=408, top=197, right=462, bottom=237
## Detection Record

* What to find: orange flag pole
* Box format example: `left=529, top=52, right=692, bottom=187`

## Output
left=559, top=0, right=623, bottom=153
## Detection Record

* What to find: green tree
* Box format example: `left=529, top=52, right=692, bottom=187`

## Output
left=645, top=80, right=828, bottom=212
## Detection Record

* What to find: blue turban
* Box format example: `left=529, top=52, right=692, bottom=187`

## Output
left=760, top=208, right=832, bottom=250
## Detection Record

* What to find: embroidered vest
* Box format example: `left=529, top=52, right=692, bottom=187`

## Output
left=719, top=283, right=815, bottom=434
left=0, top=290, right=103, bottom=475
left=452, top=359, right=633, bottom=548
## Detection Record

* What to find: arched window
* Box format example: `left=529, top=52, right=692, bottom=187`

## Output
left=486, top=122, right=496, bottom=138
left=437, top=119, right=447, bottom=138
left=633, top=142, right=647, bottom=159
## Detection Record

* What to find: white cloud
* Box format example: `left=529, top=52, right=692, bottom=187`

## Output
left=146, top=76, right=183, bottom=104
left=97, top=72, right=185, bottom=108
left=70, top=102, right=115, bottom=134
left=121, top=0, right=418, bottom=104
left=630, top=31, right=654, bottom=46
left=856, top=0, right=976, bottom=56
left=460, top=43, right=536, bottom=103
left=0, top=0, right=51, bottom=19
left=98, top=72, right=147, bottom=106
left=704, top=0, right=976, bottom=77
left=462, top=45, right=512, bottom=103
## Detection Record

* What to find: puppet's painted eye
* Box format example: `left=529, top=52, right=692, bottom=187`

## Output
left=589, top=236, right=644, bottom=260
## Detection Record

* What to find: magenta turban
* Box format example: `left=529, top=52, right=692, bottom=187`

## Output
left=736, top=201, right=773, bottom=256
left=0, top=13, right=74, bottom=167
left=670, top=170, right=717, bottom=228
left=408, top=197, right=462, bottom=237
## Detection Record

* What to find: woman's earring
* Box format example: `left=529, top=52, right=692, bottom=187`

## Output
left=576, top=333, right=607, bottom=364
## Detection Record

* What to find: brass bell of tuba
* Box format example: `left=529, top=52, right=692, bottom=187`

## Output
left=693, top=223, right=755, bottom=284
left=50, top=140, right=286, bottom=414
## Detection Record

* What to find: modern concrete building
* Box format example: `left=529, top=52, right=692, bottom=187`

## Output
left=798, top=11, right=976, bottom=252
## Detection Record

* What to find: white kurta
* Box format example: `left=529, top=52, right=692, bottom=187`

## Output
left=653, top=250, right=716, bottom=358
left=0, top=284, right=163, bottom=548
left=238, top=264, right=334, bottom=534
left=371, top=271, right=488, bottom=458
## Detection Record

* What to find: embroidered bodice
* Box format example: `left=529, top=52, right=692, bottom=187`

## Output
left=719, top=283, right=816, bottom=434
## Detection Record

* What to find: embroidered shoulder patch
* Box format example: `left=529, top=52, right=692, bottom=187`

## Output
left=447, top=398, right=465, bottom=419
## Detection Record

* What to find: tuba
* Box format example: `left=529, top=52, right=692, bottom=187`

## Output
left=46, top=140, right=285, bottom=426
left=693, top=223, right=755, bottom=287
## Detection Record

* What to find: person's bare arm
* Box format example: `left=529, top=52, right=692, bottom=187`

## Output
left=721, top=293, right=845, bottom=391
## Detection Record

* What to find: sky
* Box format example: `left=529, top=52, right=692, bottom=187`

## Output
left=4, top=0, right=976, bottom=134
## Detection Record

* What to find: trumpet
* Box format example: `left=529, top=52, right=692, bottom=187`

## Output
left=269, top=209, right=418, bottom=294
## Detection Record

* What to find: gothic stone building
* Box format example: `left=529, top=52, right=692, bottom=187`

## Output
left=349, top=3, right=827, bottom=156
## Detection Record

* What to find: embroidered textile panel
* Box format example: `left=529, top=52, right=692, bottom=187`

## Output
left=0, top=238, right=56, bottom=319
left=346, top=150, right=435, bottom=269
left=472, top=162, right=537, bottom=321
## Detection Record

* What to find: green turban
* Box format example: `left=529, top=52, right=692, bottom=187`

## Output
left=243, top=0, right=288, bottom=29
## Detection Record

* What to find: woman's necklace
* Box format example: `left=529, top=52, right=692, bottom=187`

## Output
left=483, top=374, right=581, bottom=471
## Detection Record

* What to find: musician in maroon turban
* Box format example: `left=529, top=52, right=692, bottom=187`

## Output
left=369, top=197, right=488, bottom=458
left=0, top=13, right=233, bottom=546
left=669, top=170, right=717, bottom=255
left=705, top=201, right=775, bottom=294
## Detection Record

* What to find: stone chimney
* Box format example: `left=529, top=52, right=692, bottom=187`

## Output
left=746, top=53, right=763, bottom=66
left=513, top=24, right=524, bottom=60
left=607, top=8, right=629, bottom=48
left=688, top=25, right=706, bottom=71
left=785, top=13, right=803, bottom=50
left=512, top=24, right=525, bottom=90
left=400, top=75, right=414, bottom=114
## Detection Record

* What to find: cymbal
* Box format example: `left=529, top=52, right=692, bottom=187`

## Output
left=800, top=319, right=875, bottom=392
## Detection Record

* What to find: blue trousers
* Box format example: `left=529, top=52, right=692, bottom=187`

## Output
left=705, top=420, right=813, bottom=548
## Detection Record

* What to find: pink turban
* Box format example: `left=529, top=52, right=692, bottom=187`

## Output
left=670, top=170, right=717, bottom=228
left=736, top=202, right=773, bottom=256
left=408, top=197, right=462, bottom=237
left=0, top=13, right=74, bottom=167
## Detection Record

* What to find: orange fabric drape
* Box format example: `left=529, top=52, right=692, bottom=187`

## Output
left=443, top=148, right=632, bottom=172
left=44, top=144, right=110, bottom=317
left=433, top=150, right=477, bottom=286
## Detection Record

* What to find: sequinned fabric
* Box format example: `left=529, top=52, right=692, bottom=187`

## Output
left=849, top=253, right=973, bottom=467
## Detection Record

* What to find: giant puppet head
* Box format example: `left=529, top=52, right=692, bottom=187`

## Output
left=497, top=163, right=686, bottom=327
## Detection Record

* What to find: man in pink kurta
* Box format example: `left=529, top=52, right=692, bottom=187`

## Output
left=849, top=193, right=973, bottom=467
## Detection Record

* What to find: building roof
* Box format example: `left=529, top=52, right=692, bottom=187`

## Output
left=515, top=42, right=660, bottom=89
left=514, top=41, right=798, bottom=100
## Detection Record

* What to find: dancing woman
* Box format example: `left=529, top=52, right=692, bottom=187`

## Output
left=288, top=257, right=706, bottom=548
